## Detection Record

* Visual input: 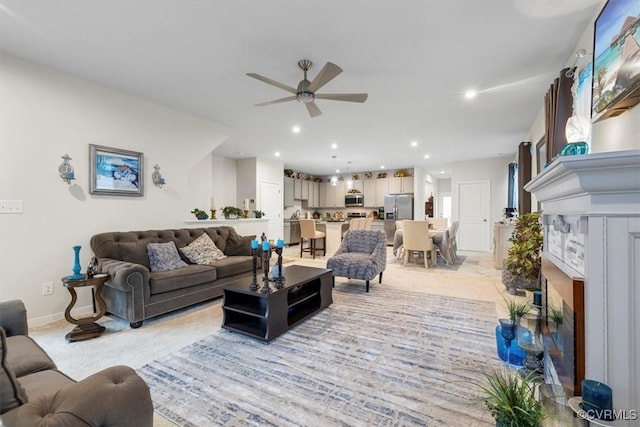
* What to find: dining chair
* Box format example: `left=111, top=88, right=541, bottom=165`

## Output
left=427, top=217, right=448, bottom=230
left=299, top=219, right=326, bottom=259
left=401, top=220, right=435, bottom=268
left=448, top=221, right=460, bottom=262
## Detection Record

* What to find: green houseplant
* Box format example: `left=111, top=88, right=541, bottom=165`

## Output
left=190, top=208, right=209, bottom=220
left=503, top=212, right=543, bottom=294
left=222, top=206, right=243, bottom=219
left=253, top=210, right=265, bottom=218
left=476, top=369, right=545, bottom=427
left=505, top=299, right=531, bottom=322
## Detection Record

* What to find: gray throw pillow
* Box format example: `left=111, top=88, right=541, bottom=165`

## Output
left=147, top=242, right=188, bottom=273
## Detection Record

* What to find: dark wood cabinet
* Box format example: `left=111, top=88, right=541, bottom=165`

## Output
left=222, top=265, right=333, bottom=341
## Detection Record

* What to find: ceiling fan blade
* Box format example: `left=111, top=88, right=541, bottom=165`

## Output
left=306, top=102, right=322, bottom=118
left=246, top=73, right=297, bottom=94
left=254, top=96, right=297, bottom=106
left=315, top=93, right=368, bottom=103
left=307, top=62, right=342, bottom=93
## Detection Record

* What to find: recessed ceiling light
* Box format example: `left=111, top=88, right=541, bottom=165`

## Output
left=424, top=154, right=430, bottom=159
left=464, top=89, right=477, bottom=100
left=336, top=169, right=340, bottom=173
left=292, top=125, right=301, bottom=134
left=274, top=152, right=281, bottom=157
left=410, top=141, right=418, bottom=147
left=380, top=165, right=385, bottom=169
left=331, top=143, right=338, bottom=149
left=440, top=171, right=445, bottom=174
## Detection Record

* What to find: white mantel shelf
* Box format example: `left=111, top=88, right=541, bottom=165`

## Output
left=525, top=149, right=640, bottom=424
left=184, top=218, right=268, bottom=237
left=524, top=150, right=640, bottom=215
left=184, top=218, right=268, bottom=224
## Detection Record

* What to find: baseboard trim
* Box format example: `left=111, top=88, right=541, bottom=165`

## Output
left=28, top=304, right=94, bottom=328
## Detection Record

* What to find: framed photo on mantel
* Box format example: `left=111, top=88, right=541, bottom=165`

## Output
left=89, top=144, right=144, bottom=196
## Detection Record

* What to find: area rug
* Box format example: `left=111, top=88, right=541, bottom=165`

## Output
left=138, top=287, right=499, bottom=426
left=389, top=254, right=467, bottom=271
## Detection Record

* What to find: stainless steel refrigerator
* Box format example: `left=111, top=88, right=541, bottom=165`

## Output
left=383, top=194, right=414, bottom=244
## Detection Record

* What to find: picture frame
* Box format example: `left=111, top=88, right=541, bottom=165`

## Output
left=591, top=0, right=640, bottom=122
left=89, top=144, right=144, bottom=196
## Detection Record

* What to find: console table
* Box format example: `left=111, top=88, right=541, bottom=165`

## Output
left=222, top=265, right=333, bottom=341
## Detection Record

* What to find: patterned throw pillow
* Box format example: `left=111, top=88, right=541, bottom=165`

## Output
left=147, top=242, right=188, bottom=273
left=179, top=233, right=227, bottom=265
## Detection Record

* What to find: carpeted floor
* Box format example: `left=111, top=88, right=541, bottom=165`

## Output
left=138, top=286, right=500, bottom=426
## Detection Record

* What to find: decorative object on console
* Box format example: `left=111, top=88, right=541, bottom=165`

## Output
left=58, top=154, right=75, bottom=184
left=151, top=164, right=166, bottom=188
left=86, top=256, right=99, bottom=278
left=190, top=208, right=209, bottom=220
left=209, top=197, right=217, bottom=220
left=222, top=206, right=243, bottom=219
left=498, top=318, right=517, bottom=368
left=260, top=240, right=272, bottom=293
left=253, top=210, right=265, bottom=218
left=561, top=116, right=590, bottom=156
left=581, top=379, right=613, bottom=420
left=89, top=144, right=143, bottom=197
left=68, top=245, right=85, bottom=280
left=250, top=240, right=259, bottom=291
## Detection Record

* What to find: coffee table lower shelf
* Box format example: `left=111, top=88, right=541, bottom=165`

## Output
left=222, top=265, right=333, bottom=342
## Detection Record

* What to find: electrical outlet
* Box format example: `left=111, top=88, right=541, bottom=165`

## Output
left=42, top=282, right=54, bottom=296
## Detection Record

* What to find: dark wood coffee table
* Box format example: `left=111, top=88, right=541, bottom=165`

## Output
left=222, top=265, right=333, bottom=341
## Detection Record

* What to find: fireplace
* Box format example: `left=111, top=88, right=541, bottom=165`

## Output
left=541, top=255, right=585, bottom=396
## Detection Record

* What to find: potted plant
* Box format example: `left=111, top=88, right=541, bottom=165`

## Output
left=253, top=210, right=265, bottom=218
left=190, top=208, right=209, bottom=220
left=505, top=299, right=531, bottom=323
left=475, top=368, right=545, bottom=427
left=222, top=206, right=243, bottom=219
left=503, top=212, right=543, bottom=294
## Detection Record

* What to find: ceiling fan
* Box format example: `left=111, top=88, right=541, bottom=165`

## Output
left=247, top=59, right=368, bottom=118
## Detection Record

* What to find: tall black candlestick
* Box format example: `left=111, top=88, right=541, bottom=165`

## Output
left=249, top=248, right=258, bottom=291
left=260, top=248, right=271, bottom=293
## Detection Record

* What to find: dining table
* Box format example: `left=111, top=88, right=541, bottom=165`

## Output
left=392, top=228, right=454, bottom=265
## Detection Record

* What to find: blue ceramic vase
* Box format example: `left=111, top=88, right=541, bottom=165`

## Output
left=68, top=245, right=85, bottom=280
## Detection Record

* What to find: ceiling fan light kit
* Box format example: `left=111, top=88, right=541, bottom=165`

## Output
left=247, top=59, right=368, bottom=117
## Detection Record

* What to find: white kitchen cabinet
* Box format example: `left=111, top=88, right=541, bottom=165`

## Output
left=284, top=177, right=294, bottom=207
left=375, top=178, right=389, bottom=206
left=363, top=179, right=376, bottom=207
left=319, top=182, right=327, bottom=208
left=388, top=176, right=414, bottom=193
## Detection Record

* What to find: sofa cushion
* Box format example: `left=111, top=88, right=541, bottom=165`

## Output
left=5, top=335, right=56, bottom=378
left=179, top=233, right=227, bottom=265
left=209, top=256, right=254, bottom=279
left=147, top=242, right=188, bottom=273
left=118, top=239, right=158, bottom=269
left=149, top=265, right=217, bottom=295
left=224, top=234, right=255, bottom=256
left=1, top=328, right=27, bottom=415
left=15, top=369, right=75, bottom=403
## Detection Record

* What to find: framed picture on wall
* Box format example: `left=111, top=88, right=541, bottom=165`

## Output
left=536, top=137, right=547, bottom=173
left=89, top=144, right=144, bottom=196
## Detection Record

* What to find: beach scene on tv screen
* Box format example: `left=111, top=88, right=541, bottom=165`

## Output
left=592, top=0, right=640, bottom=119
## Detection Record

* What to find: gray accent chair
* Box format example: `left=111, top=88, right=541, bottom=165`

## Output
left=0, top=300, right=153, bottom=426
left=326, top=229, right=387, bottom=292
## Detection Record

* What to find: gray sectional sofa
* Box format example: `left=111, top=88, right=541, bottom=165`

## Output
left=90, top=226, right=258, bottom=328
left=0, top=300, right=153, bottom=426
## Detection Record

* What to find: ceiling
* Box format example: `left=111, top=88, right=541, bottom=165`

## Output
left=0, top=0, right=602, bottom=178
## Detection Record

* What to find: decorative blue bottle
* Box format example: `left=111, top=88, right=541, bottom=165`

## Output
left=68, top=245, right=85, bottom=280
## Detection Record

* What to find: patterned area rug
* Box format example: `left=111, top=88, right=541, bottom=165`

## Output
left=139, top=287, right=499, bottom=426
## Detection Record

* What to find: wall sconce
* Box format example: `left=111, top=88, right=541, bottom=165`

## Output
left=565, top=49, right=588, bottom=78
left=59, top=154, right=75, bottom=184
left=152, top=164, right=166, bottom=188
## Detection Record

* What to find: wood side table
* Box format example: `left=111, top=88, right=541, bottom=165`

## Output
left=61, top=273, right=109, bottom=342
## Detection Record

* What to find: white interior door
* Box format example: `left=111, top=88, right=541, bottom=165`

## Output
left=457, top=180, right=491, bottom=251
left=260, top=181, right=283, bottom=240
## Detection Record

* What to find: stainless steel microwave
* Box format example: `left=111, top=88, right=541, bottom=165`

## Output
left=345, top=193, right=364, bottom=207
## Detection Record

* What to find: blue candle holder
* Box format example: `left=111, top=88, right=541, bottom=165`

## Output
left=68, top=245, right=85, bottom=280
left=581, top=379, right=613, bottom=420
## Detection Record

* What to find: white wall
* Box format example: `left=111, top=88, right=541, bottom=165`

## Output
left=451, top=156, right=511, bottom=247
left=0, top=54, right=231, bottom=324
left=211, top=156, right=237, bottom=211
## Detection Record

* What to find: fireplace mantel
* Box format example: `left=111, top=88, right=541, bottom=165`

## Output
left=525, top=150, right=640, bottom=215
left=525, top=150, right=640, bottom=424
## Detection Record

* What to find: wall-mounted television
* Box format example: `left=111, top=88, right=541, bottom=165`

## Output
left=592, top=0, right=640, bottom=122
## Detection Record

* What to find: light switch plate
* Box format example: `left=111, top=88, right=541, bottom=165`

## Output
left=0, top=200, right=24, bottom=214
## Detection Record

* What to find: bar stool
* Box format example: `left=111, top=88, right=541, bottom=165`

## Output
left=299, top=219, right=326, bottom=259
